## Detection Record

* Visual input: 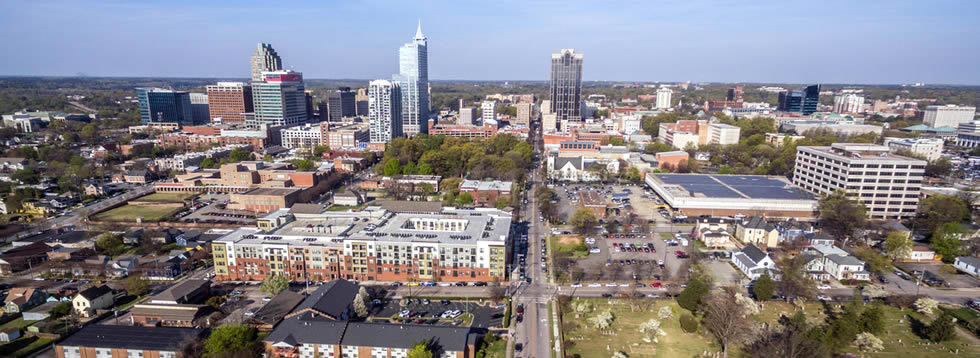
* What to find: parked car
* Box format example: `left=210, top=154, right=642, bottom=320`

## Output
left=816, top=284, right=832, bottom=290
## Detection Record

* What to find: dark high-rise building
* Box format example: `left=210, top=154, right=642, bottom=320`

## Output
left=778, top=85, right=820, bottom=115
left=136, top=88, right=195, bottom=125
left=305, top=91, right=314, bottom=123
left=327, top=87, right=356, bottom=121
left=549, top=49, right=584, bottom=126
left=726, top=86, right=744, bottom=107
left=317, top=102, right=329, bottom=123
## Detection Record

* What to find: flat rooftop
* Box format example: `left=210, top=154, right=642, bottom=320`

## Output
left=242, top=187, right=301, bottom=196
left=652, top=174, right=814, bottom=200
left=579, top=190, right=605, bottom=206
left=799, top=144, right=927, bottom=162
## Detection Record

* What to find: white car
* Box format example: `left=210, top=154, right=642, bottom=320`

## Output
left=439, top=282, right=452, bottom=287
left=816, top=284, right=832, bottom=290
left=589, top=248, right=601, bottom=254
left=588, top=283, right=602, bottom=287
left=605, top=283, right=617, bottom=287
left=816, top=294, right=831, bottom=301
left=618, top=283, right=630, bottom=287
left=570, top=283, right=583, bottom=288
left=398, top=310, right=411, bottom=318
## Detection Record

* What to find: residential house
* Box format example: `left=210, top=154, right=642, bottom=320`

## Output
left=954, top=256, right=980, bottom=276
left=108, top=256, right=139, bottom=277
left=0, top=241, right=52, bottom=273
left=83, top=183, right=105, bottom=196
left=248, top=289, right=305, bottom=330
left=283, top=280, right=359, bottom=321
left=0, top=328, right=20, bottom=343
left=3, top=287, right=47, bottom=313
left=732, top=244, right=777, bottom=280
left=332, top=190, right=363, bottom=207
left=735, top=216, right=779, bottom=248
left=824, top=255, right=870, bottom=281
left=906, top=246, right=937, bottom=262
left=801, top=253, right=832, bottom=281
left=804, top=232, right=835, bottom=247
left=775, top=220, right=815, bottom=242
left=73, top=285, right=114, bottom=317
left=459, top=179, right=513, bottom=206
left=55, top=325, right=205, bottom=358
left=693, top=218, right=732, bottom=248
left=0, top=157, right=28, bottom=171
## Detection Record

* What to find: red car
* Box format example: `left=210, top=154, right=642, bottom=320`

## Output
left=612, top=243, right=618, bottom=247
left=651, top=282, right=663, bottom=287
left=675, top=251, right=686, bottom=256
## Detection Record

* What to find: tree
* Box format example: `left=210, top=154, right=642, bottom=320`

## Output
left=11, top=168, right=39, bottom=184
left=402, top=161, right=418, bottom=175
left=408, top=341, right=435, bottom=358
left=312, top=145, right=331, bottom=157
left=199, top=157, right=217, bottom=169
left=494, top=196, right=509, bottom=209
left=206, top=296, right=227, bottom=308
left=883, top=231, right=913, bottom=260
left=204, top=324, right=259, bottom=357
left=854, top=332, right=884, bottom=352
left=703, top=288, right=751, bottom=357
left=639, top=318, right=666, bottom=343
left=228, top=147, right=252, bottom=162
left=931, top=223, right=967, bottom=263
left=753, top=271, right=775, bottom=301
left=291, top=158, right=316, bottom=171
left=658, top=306, right=673, bottom=320
left=383, top=159, right=402, bottom=177
left=746, top=312, right=829, bottom=358
left=418, top=163, right=434, bottom=175
left=95, top=233, right=124, bottom=256
left=457, top=192, right=474, bottom=206
left=259, top=275, right=289, bottom=296
left=677, top=278, right=709, bottom=312
left=49, top=302, right=71, bottom=318
left=924, top=158, right=953, bottom=178
left=917, top=194, right=969, bottom=233
left=569, top=207, right=598, bottom=234
left=679, top=313, right=699, bottom=333
left=353, top=286, right=370, bottom=318
left=588, top=310, right=615, bottom=332
left=913, top=297, right=939, bottom=314
left=858, top=302, right=885, bottom=335
left=776, top=256, right=815, bottom=300
left=125, top=272, right=148, bottom=296
left=853, top=247, right=891, bottom=274
left=925, top=312, right=956, bottom=342
left=817, top=190, right=866, bottom=243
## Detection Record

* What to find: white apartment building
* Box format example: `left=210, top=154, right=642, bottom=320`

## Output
left=956, top=120, right=980, bottom=149
left=325, top=125, right=370, bottom=150
left=924, top=104, right=976, bottom=128
left=620, top=116, right=641, bottom=134
left=708, top=123, right=740, bottom=145
left=369, top=80, right=402, bottom=143
left=833, top=93, right=865, bottom=114
left=883, top=137, right=944, bottom=161
left=793, top=143, right=926, bottom=220
left=280, top=123, right=326, bottom=149
left=481, top=101, right=496, bottom=124
left=656, top=87, right=672, bottom=109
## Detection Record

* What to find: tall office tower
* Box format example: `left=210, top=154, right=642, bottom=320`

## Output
left=656, top=87, right=672, bottom=109
left=392, top=22, right=429, bottom=136
left=305, top=91, right=314, bottom=122
left=924, top=104, right=977, bottom=128
left=459, top=108, right=477, bottom=125
left=516, top=102, right=535, bottom=127
left=327, top=87, right=357, bottom=121
left=793, top=143, right=926, bottom=220
left=481, top=101, right=497, bottom=124
left=778, top=85, right=820, bottom=115
left=250, top=43, right=282, bottom=82
left=189, top=93, right=210, bottom=124
left=355, top=88, right=369, bottom=116
left=317, top=102, right=329, bottom=123
left=457, top=98, right=465, bottom=111
left=833, top=93, right=865, bottom=114
left=369, top=80, right=403, bottom=143
left=549, top=49, right=584, bottom=131
left=136, top=88, right=194, bottom=125
left=727, top=85, right=744, bottom=107
left=206, top=82, right=253, bottom=124
left=251, top=70, right=308, bottom=127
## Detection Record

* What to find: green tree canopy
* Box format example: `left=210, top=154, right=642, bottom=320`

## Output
left=259, top=274, right=289, bottom=296
left=570, top=207, right=598, bottom=234
left=383, top=158, right=402, bottom=177
left=407, top=342, right=434, bottom=358
left=917, top=194, right=969, bottom=233
left=817, top=190, right=867, bottom=243
left=752, top=271, right=775, bottom=301
left=677, top=278, right=710, bottom=313
left=204, top=324, right=259, bottom=357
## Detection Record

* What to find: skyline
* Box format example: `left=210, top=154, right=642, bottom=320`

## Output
left=2, top=1, right=980, bottom=84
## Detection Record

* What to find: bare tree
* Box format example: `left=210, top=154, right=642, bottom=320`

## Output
left=626, top=287, right=655, bottom=312
left=610, top=264, right=624, bottom=282
left=703, top=287, right=751, bottom=357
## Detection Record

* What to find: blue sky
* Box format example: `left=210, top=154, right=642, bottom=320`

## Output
left=2, top=0, right=979, bottom=84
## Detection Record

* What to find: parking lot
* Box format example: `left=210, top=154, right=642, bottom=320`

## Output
left=179, top=194, right=256, bottom=224
left=897, top=262, right=980, bottom=289
left=372, top=297, right=505, bottom=328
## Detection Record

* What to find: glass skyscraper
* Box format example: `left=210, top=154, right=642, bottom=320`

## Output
left=250, top=70, right=308, bottom=127
left=251, top=43, right=282, bottom=83
left=136, top=88, right=196, bottom=125
left=778, top=84, right=821, bottom=115
left=393, top=22, right=429, bottom=136
left=550, top=49, right=584, bottom=127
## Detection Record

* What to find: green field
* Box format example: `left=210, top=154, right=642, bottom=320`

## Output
left=561, top=299, right=980, bottom=358
left=550, top=235, right=589, bottom=258
left=135, top=192, right=195, bottom=203
left=91, top=204, right=179, bottom=222
left=0, top=318, right=37, bottom=332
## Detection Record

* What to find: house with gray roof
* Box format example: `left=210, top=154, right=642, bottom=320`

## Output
left=735, top=216, right=779, bottom=248
left=150, top=279, right=210, bottom=305
left=954, top=256, right=980, bottom=277
left=824, top=254, right=870, bottom=281
left=285, top=279, right=359, bottom=321
left=732, top=244, right=777, bottom=280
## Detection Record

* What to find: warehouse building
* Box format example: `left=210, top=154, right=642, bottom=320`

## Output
left=645, top=173, right=818, bottom=219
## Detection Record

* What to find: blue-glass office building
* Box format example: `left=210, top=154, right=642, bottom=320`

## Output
left=778, top=84, right=820, bottom=115
left=136, top=88, right=197, bottom=125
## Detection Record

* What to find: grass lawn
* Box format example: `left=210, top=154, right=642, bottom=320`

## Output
left=837, top=307, right=980, bottom=357
left=0, top=336, right=53, bottom=358
left=659, top=233, right=674, bottom=239
left=562, top=298, right=718, bottom=358
left=549, top=235, right=588, bottom=258
left=326, top=203, right=368, bottom=211
left=478, top=338, right=507, bottom=358
left=135, top=192, right=195, bottom=203
left=0, top=318, right=38, bottom=332
left=91, top=204, right=179, bottom=222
